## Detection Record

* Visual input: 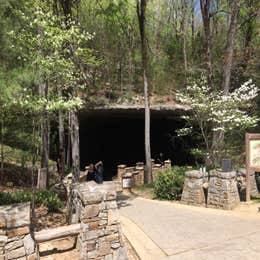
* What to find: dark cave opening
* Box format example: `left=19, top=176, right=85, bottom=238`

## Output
left=79, top=109, right=195, bottom=180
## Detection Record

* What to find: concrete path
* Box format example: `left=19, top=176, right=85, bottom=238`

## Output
left=118, top=196, right=260, bottom=260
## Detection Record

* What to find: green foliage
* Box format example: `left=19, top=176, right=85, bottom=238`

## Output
left=153, top=166, right=185, bottom=200
left=0, top=189, right=63, bottom=212
left=135, top=183, right=154, bottom=190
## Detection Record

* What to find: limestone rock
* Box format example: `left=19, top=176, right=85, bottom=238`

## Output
left=0, top=214, right=6, bottom=229
left=0, top=236, right=7, bottom=247
left=113, top=247, right=127, bottom=260
left=105, top=225, right=118, bottom=235
left=0, top=203, right=30, bottom=229
left=80, top=192, right=103, bottom=205
left=83, top=204, right=100, bottom=218
left=104, top=254, right=113, bottom=260
left=6, top=246, right=25, bottom=259
left=7, top=226, right=30, bottom=238
left=98, top=241, right=111, bottom=256
left=106, top=201, right=118, bottom=210
left=27, top=253, right=37, bottom=260
left=23, top=234, right=35, bottom=255
left=5, top=239, right=23, bottom=250
left=107, top=209, right=119, bottom=225
left=111, top=242, right=120, bottom=249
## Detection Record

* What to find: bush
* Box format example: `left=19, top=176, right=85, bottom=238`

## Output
left=0, top=189, right=63, bottom=212
left=153, top=166, right=185, bottom=200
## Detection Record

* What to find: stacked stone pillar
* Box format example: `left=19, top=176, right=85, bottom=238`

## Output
left=152, top=164, right=161, bottom=182
left=0, top=202, right=37, bottom=259
left=77, top=182, right=127, bottom=260
left=117, top=165, right=126, bottom=182
left=207, top=170, right=240, bottom=210
left=163, top=160, right=172, bottom=170
left=133, top=163, right=144, bottom=186
left=237, top=168, right=258, bottom=199
left=181, top=170, right=206, bottom=206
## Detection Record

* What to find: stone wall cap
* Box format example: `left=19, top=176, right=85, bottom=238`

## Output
left=0, top=202, right=30, bottom=229
left=122, top=173, right=133, bottom=178
left=78, top=181, right=121, bottom=204
left=210, top=170, right=237, bottom=179
left=117, top=165, right=126, bottom=169
left=136, top=162, right=144, bottom=166
left=125, top=167, right=135, bottom=173
left=185, top=170, right=203, bottom=178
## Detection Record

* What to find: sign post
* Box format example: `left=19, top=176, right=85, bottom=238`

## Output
left=245, top=133, right=260, bottom=202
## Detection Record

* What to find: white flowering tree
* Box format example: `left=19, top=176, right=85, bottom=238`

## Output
left=176, top=77, right=259, bottom=166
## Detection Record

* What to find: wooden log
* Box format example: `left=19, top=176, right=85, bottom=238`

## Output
left=34, top=223, right=81, bottom=243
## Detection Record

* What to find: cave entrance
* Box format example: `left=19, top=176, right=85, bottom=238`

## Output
left=79, top=108, right=194, bottom=180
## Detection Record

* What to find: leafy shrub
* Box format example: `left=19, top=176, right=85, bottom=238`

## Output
left=0, top=189, right=63, bottom=212
left=153, top=166, right=185, bottom=200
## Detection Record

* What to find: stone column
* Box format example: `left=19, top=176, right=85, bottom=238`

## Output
left=164, top=160, right=172, bottom=170
left=0, top=202, right=37, bottom=259
left=152, top=164, right=161, bottom=182
left=237, top=168, right=258, bottom=198
left=207, top=170, right=240, bottom=210
left=134, top=163, right=144, bottom=186
left=77, top=182, right=127, bottom=260
left=117, top=165, right=126, bottom=182
left=181, top=170, right=206, bottom=206
left=151, top=159, right=155, bottom=167
left=136, top=162, right=144, bottom=167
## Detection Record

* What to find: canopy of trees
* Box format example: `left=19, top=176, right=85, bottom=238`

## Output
left=0, top=0, right=259, bottom=182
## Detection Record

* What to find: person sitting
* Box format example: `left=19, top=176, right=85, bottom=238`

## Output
left=86, top=164, right=95, bottom=182
left=95, top=161, right=104, bottom=184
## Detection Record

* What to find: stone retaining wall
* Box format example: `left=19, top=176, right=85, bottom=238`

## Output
left=207, top=170, right=240, bottom=210
left=0, top=202, right=37, bottom=260
left=181, top=170, right=206, bottom=206
left=76, top=182, right=127, bottom=260
left=117, top=160, right=172, bottom=186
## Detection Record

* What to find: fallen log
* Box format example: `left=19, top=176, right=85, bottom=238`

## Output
left=34, top=223, right=81, bottom=243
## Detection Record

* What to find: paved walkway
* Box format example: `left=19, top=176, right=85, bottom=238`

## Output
left=118, top=196, right=260, bottom=260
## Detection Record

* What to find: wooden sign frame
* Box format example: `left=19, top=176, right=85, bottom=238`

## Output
left=245, top=133, right=260, bottom=201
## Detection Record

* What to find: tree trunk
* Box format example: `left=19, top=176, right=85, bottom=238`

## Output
left=137, top=0, right=152, bottom=183
left=240, top=1, right=257, bottom=73
left=181, top=0, right=188, bottom=86
left=58, top=89, right=65, bottom=175
left=0, top=119, right=4, bottom=183
left=31, top=118, right=37, bottom=221
left=222, top=0, right=240, bottom=94
left=200, top=0, right=214, bottom=91
left=70, top=109, right=80, bottom=183
left=211, top=0, right=240, bottom=167
left=191, top=0, right=195, bottom=47
left=39, top=81, right=49, bottom=188
left=66, top=110, right=71, bottom=167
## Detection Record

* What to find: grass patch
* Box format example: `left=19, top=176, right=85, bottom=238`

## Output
left=251, top=195, right=260, bottom=203
left=134, top=183, right=154, bottom=190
